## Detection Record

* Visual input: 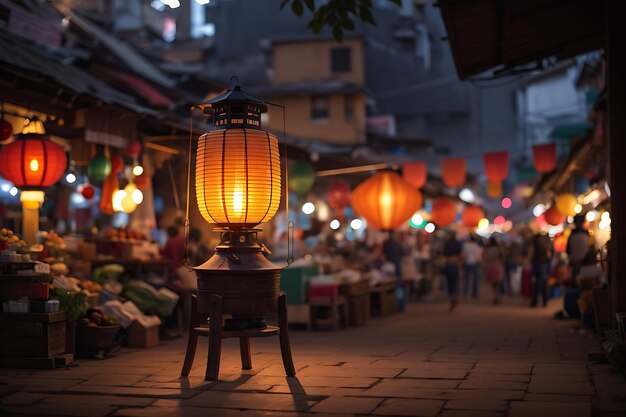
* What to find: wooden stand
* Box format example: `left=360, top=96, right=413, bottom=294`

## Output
left=181, top=293, right=295, bottom=381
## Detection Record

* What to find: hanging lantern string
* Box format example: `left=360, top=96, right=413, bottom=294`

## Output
left=267, top=101, right=294, bottom=267
left=183, top=106, right=197, bottom=270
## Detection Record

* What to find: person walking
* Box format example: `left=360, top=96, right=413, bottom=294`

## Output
left=462, top=234, right=482, bottom=299
left=383, top=231, right=406, bottom=311
left=503, top=239, right=520, bottom=296
left=483, top=237, right=505, bottom=305
left=567, top=215, right=590, bottom=287
left=530, top=231, right=553, bottom=307
left=442, top=232, right=463, bottom=311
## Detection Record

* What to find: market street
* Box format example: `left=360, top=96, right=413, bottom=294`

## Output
left=1, top=296, right=624, bottom=417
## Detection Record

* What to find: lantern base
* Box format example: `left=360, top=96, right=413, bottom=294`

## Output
left=194, top=228, right=282, bottom=331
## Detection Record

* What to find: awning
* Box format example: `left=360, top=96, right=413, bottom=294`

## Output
left=548, top=122, right=593, bottom=140
left=439, top=0, right=605, bottom=80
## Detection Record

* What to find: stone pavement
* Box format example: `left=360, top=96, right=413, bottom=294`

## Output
left=1, top=297, right=625, bottom=417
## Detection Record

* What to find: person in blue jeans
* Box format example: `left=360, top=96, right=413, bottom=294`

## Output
left=462, top=234, right=482, bottom=298
left=530, top=232, right=553, bottom=307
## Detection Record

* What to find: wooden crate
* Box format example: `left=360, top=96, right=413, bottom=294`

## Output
left=126, top=320, right=159, bottom=348
left=0, top=274, right=34, bottom=302
left=370, top=283, right=397, bottom=317
left=0, top=311, right=66, bottom=358
left=348, top=294, right=370, bottom=326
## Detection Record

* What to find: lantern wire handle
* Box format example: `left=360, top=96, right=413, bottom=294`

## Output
left=183, top=106, right=196, bottom=270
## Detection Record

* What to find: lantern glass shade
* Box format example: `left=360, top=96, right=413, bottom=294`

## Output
left=430, top=197, right=457, bottom=227
left=533, top=143, right=556, bottom=173
left=555, top=193, right=577, bottom=217
left=0, top=134, right=66, bottom=188
left=441, top=157, right=467, bottom=188
left=327, top=181, right=351, bottom=209
left=403, top=161, right=427, bottom=189
left=544, top=206, right=566, bottom=226
left=461, top=205, right=485, bottom=227
left=351, top=171, right=422, bottom=230
left=484, top=151, right=509, bottom=182
left=88, top=155, right=112, bottom=181
left=196, top=128, right=281, bottom=227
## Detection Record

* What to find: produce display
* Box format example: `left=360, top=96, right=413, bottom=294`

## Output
left=0, top=228, right=27, bottom=251
left=79, top=309, right=118, bottom=328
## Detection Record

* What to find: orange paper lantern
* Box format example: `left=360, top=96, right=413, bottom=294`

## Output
left=351, top=171, right=423, bottom=230
left=486, top=181, right=502, bottom=198
left=461, top=205, right=485, bottom=228
left=533, top=143, right=556, bottom=173
left=403, top=161, right=427, bottom=189
left=544, top=206, right=565, bottom=226
left=430, top=197, right=457, bottom=227
left=484, top=151, right=509, bottom=182
left=0, top=133, right=66, bottom=188
left=441, top=157, right=466, bottom=188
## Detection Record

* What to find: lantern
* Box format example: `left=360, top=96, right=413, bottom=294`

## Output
left=441, top=157, right=466, bottom=188
left=532, top=143, right=556, bottom=173
left=486, top=180, right=502, bottom=198
left=430, top=197, right=457, bottom=227
left=191, top=78, right=296, bottom=363
left=288, top=161, right=315, bottom=197
left=484, top=151, right=509, bottom=182
left=403, top=161, right=427, bottom=189
left=351, top=170, right=423, bottom=230
left=0, top=132, right=67, bottom=243
left=88, top=155, right=112, bottom=181
left=555, top=193, right=577, bottom=217
left=544, top=206, right=565, bottom=226
left=0, top=118, right=12, bottom=144
left=126, top=140, right=142, bottom=158
left=134, top=172, right=149, bottom=190
left=327, top=181, right=351, bottom=209
left=461, top=205, right=485, bottom=228
left=554, top=235, right=567, bottom=253
left=79, top=183, right=95, bottom=200
left=0, top=133, right=67, bottom=188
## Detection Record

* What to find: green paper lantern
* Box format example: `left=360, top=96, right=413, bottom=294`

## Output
left=288, top=161, right=315, bottom=197
left=88, top=155, right=112, bottom=181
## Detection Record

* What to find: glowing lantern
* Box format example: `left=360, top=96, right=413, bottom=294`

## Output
left=288, top=161, right=315, bottom=197
left=486, top=180, right=502, bottom=198
left=441, top=157, right=466, bottom=188
left=134, top=173, right=149, bottom=190
left=327, top=181, right=351, bottom=209
left=484, top=151, right=509, bottom=182
left=544, top=206, right=565, bottom=226
left=0, top=133, right=67, bottom=188
left=555, top=193, right=578, bottom=217
left=533, top=143, right=556, bottom=173
left=121, top=193, right=137, bottom=213
left=554, top=235, right=567, bottom=253
left=124, top=183, right=143, bottom=205
left=0, top=117, right=12, bottom=144
left=403, top=161, right=427, bottom=188
left=430, top=197, right=457, bottom=227
left=494, top=215, right=505, bottom=226
left=461, top=205, right=485, bottom=228
left=88, top=155, right=112, bottom=181
left=351, top=170, right=423, bottom=230
left=126, top=140, right=142, bottom=158
left=79, top=184, right=95, bottom=200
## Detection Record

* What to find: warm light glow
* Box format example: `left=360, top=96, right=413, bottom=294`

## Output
left=1, top=184, right=10, bottom=192
left=601, top=211, right=610, bottom=222
left=501, top=197, right=512, bottom=209
left=411, top=213, right=424, bottom=226
left=586, top=210, right=599, bottom=222
left=424, top=222, right=436, bottom=233
left=121, top=193, right=137, bottom=213
left=533, top=204, right=546, bottom=217
left=574, top=204, right=582, bottom=214
left=29, top=158, right=39, bottom=172
left=459, top=188, right=475, bottom=203
left=582, top=190, right=601, bottom=205
left=132, top=165, right=144, bottom=176
left=66, top=172, right=77, bottom=184
left=350, top=218, right=363, bottom=230
left=196, top=129, right=281, bottom=226
left=9, top=186, right=18, bottom=196
left=502, top=220, right=513, bottom=232
left=112, top=189, right=126, bottom=212
left=132, top=189, right=143, bottom=204
left=477, top=218, right=489, bottom=231
left=20, top=190, right=45, bottom=209
left=330, top=219, right=341, bottom=230
left=494, top=215, right=505, bottom=226
left=302, top=202, right=315, bottom=215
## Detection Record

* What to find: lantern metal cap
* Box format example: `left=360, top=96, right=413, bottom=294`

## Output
left=199, top=76, right=268, bottom=113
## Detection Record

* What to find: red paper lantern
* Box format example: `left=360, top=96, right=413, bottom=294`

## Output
left=0, top=118, right=13, bottom=144
left=0, top=134, right=66, bottom=188
left=127, top=140, right=142, bottom=158
left=441, top=157, right=466, bottom=188
left=544, top=206, right=565, bottom=226
left=327, top=181, right=351, bottom=209
left=554, top=235, right=567, bottom=253
left=461, top=205, right=485, bottom=227
left=134, top=173, right=149, bottom=190
left=79, top=184, right=95, bottom=200
left=533, top=143, right=556, bottom=173
left=430, top=197, right=457, bottom=227
left=403, top=161, right=427, bottom=189
left=351, top=171, right=423, bottom=230
left=110, top=155, right=124, bottom=173
left=484, top=151, right=509, bottom=182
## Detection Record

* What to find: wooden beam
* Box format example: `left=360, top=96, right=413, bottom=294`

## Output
left=145, top=142, right=180, bottom=155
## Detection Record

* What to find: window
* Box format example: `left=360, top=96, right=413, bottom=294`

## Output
left=331, top=48, right=351, bottom=73
left=311, top=96, right=329, bottom=122
left=344, top=95, right=354, bottom=122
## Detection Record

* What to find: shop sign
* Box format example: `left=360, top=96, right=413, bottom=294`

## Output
left=8, top=6, right=62, bottom=47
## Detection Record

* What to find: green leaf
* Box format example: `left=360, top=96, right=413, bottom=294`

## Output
left=342, top=18, right=355, bottom=31
left=303, top=0, right=315, bottom=11
left=332, top=25, right=344, bottom=42
left=291, top=0, right=304, bottom=16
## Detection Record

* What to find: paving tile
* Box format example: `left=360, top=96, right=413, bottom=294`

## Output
left=523, top=393, right=593, bottom=402
left=41, top=394, right=156, bottom=407
left=458, top=379, right=527, bottom=390
left=64, top=384, right=200, bottom=398
left=309, top=396, right=383, bottom=414
left=0, top=392, right=46, bottom=405
left=372, top=398, right=444, bottom=417
left=444, top=399, right=508, bottom=411
left=267, top=386, right=366, bottom=396
left=1, top=403, right=115, bottom=417
left=297, top=365, right=403, bottom=378
left=243, top=375, right=379, bottom=388
left=399, top=368, right=469, bottom=379
left=438, top=410, right=504, bottom=417
left=80, top=374, right=145, bottom=387
left=528, top=378, right=594, bottom=395
left=112, top=406, right=243, bottom=417
left=509, top=401, right=591, bottom=417
left=183, top=391, right=318, bottom=412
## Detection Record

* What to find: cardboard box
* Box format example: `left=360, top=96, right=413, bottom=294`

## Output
left=126, top=320, right=159, bottom=348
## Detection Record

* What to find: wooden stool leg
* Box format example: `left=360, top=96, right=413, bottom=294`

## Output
left=206, top=294, right=223, bottom=381
left=278, top=293, right=296, bottom=377
left=239, top=337, right=252, bottom=370
left=181, top=295, right=199, bottom=377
